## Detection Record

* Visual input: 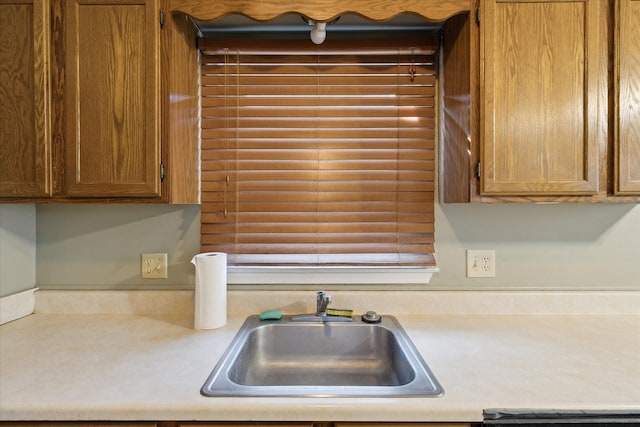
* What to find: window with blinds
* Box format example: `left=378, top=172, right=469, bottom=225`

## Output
left=198, top=37, right=438, bottom=270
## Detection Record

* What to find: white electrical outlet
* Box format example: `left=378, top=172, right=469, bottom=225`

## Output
left=141, top=253, right=168, bottom=279
left=466, top=250, right=496, bottom=278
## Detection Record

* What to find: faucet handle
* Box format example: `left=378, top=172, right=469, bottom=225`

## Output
left=316, top=291, right=332, bottom=315
left=317, top=291, right=331, bottom=302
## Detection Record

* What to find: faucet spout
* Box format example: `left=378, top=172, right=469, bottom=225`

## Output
left=316, top=291, right=332, bottom=316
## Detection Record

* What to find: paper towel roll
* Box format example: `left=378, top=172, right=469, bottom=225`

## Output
left=191, top=252, right=227, bottom=330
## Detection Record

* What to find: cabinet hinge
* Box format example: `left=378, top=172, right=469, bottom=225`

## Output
left=476, top=7, right=480, bottom=26
left=475, top=161, right=481, bottom=179
left=160, top=162, right=165, bottom=182
left=160, top=9, right=166, bottom=29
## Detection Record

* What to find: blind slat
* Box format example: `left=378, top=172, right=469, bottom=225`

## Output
left=201, top=211, right=435, bottom=224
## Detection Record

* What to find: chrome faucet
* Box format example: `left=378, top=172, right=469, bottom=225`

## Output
left=316, top=291, right=332, bottom=316
left=291, top=290, right=350, bottom=322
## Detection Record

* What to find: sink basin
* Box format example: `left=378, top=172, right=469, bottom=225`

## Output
left=201, top=314, right=444, bottom=397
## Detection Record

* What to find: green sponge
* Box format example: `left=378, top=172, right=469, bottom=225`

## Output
left=259, top=309, right=282, bottom=320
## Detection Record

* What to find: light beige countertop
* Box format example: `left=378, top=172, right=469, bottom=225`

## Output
left=1, top=290, right=639, bottom=423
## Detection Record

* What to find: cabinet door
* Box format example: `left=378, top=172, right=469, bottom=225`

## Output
left=334, top=424, right=472, bottom=427
left=480, top=0, right=605, bottom=195
left=0, top=0, right=51, bottom=197
left=177, top=424, right=314, bottom=427
left=615, top=0, right=640, bottom=194
left=64, top=0, right=161, bottom=197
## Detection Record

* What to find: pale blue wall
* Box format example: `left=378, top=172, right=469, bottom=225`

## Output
left=431, top=203, right=639, bottom=289
left=36, top=204, right=200, bottom=289
left=0, top=204, right=36, bottom=297
left=34, top=203, right=640, bottom=290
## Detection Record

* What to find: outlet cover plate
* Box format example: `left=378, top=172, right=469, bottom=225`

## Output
left=141, top=253, right=168, bottom=279
left=466, top=249, right=496, bottom=278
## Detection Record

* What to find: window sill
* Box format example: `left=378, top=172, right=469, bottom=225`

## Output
left=227, top=266, right=439, bottom=285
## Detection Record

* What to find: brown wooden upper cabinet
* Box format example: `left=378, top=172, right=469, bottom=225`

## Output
left=2, top=0, right=636, bottom=203
left=0, top=0, right=200, bottom=203
left=0, top=0, right=51, bottom=198
left=441, top=0, right=638, bottom=202
left=615, top=0, right=640, bottom=194
left=64, top=0, right=161, bottom=198
left=479, top=0, right=605, bottom=196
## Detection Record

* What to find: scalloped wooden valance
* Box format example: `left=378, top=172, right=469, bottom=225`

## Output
left=168, top=0, right=471, bottom=23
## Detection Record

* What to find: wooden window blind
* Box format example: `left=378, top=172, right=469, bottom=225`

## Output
left=199, top=38, right=437, bottom=267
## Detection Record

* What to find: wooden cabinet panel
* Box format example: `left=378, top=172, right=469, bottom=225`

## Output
left=177, top=423, right=314, bottom=427
left=160, top=10, right=201, bottom=204
left=0, top=423, right=472, bottom=427
left=615, top=0, right=640, bottom=194
left=0, top=424, right=157, bottom=427
left=0, top=0, right=51, bottom=197
left=64, top=0, right=161, bottom=198
left=335, top=424, right=472, bottom=427
left=480, top=0, right=605, bottom=195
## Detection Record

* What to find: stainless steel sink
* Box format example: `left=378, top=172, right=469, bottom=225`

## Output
left=201, top=314, right=444, bottom=397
